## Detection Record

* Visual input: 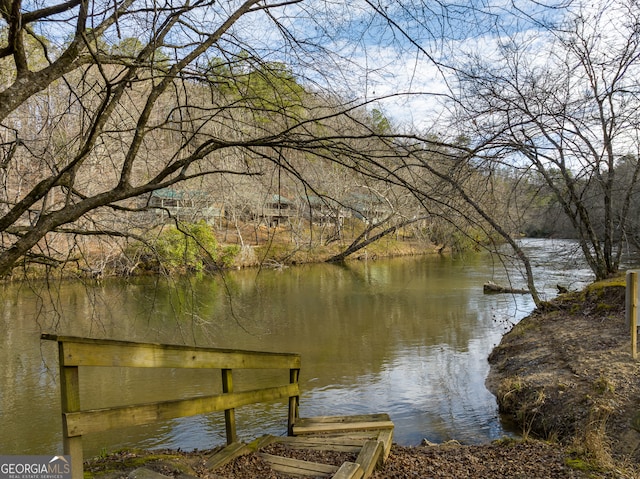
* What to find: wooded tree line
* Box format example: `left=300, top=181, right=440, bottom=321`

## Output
left=1, top=0, right=639, bottom=304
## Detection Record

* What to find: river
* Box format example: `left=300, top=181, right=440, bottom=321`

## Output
left=0, top=239, right=601, bottom=456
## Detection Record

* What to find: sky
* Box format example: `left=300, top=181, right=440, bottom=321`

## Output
left=247, top=0, right=636, bottom=133
left=229, top=0, right=577, bottom=131
left=18, top=0, right=629, bottom=134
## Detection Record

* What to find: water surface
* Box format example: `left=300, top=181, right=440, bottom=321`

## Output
left=0, top=239, right=596, bottom=456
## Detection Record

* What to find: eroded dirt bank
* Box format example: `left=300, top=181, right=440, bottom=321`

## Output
left=487, top=277, right=640, bottom=476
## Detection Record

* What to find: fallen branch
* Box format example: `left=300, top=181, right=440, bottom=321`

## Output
left=483, top=281, right=529, bottom=295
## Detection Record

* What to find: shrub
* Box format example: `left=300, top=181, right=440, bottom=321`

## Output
left=151, top=221, right=224, bottom=273
left=219, top=245, right=241, bottom=268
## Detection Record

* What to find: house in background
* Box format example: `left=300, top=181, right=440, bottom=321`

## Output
left=301, top=195, right=346, bottom=226
left=258, top=194, right=295, bottom=226
left=345, top=192, right=390, bottom=225
left=145, top=187, right=391, bottom=230
left=148, top=188, right=224, bottom=224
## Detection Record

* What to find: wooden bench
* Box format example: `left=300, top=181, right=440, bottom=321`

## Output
left=42, top=334, right=301, bottom=479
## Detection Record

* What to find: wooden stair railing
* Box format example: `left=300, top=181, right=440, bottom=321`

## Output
left=42, top=334, right=301, bottom=479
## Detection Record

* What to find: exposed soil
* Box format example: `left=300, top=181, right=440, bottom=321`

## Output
left=86, top=277, right=640, bottom=478
left=487, top=277, right=640, bottom=477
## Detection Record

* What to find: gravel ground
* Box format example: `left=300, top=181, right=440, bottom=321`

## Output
left=370, top=442, right=616, bottom=478
left=205, top=441, right=616, bottom=478
left=89, top=439, right=619, bottom=479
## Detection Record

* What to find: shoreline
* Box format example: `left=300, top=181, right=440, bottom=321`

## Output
left=6, top=237, right=442, bottom=281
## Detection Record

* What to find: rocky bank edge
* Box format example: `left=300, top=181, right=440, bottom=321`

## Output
left=85, top=278, right=640, bottom=478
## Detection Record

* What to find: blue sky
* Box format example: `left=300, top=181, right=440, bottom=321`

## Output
left=17, top=0, right=583, bottom=131
left=235, top=0, right=577, bottom=130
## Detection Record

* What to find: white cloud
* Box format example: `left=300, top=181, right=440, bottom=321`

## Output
left=226, top=0, right=633, bottom=133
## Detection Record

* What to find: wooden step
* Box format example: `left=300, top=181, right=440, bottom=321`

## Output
left=329, top=439, right=385, bottom=479
left=295, top=413, right=391, bottom=425
left=276, top=435, right=364, bottom=453
left=205, top=435, right=276, bottom=469
left=206, top=414, right=394, bottom=479
left=293, top=414, right=394, bottom=436
left=204, top=442, right=250, bottom=469
left=354, top=440, right=383, bottom=478
left=279, top=429, right=393, bottom=460
left=333, top=462, right=364, bottom=479
left=376, top=428, right=394, bottom=460
left=256, top=452, right=339, bottom=477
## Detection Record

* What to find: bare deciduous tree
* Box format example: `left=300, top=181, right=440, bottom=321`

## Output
left=0, top=0, right=449, bottom=277
left=451, top=0, right=640, bottom=281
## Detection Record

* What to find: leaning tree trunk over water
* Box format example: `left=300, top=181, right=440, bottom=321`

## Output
left=326, top=216, right=427, bottom=263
